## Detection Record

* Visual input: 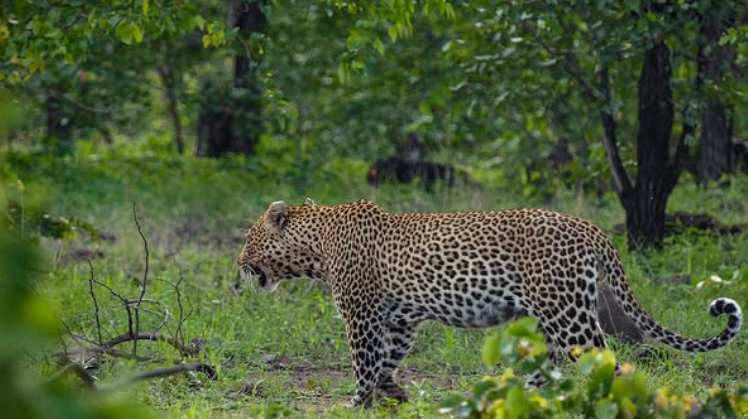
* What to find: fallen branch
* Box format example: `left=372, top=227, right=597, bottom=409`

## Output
left=56, top=331, right=199, bottom=360
left=100, top=362, right=217, bottom=394
left=53, top=205, right=212, bottom=395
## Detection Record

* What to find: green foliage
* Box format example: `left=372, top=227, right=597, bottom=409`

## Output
left=4, top=1, right=748, bottom=198
left=442, top=318, right=748, bottom=419
left=0, top=0, right=211, bottom=82
left=3, top=0, right=748, bottom=415
left=1, top=0, right=225, bottom=155
left=321, top=0, right=456, bottom=82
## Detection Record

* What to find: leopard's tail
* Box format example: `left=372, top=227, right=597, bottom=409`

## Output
left=601, top=246, right=742, bottom=352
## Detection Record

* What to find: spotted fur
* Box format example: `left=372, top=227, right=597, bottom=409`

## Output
left=238, top=199, right=743, bottom=407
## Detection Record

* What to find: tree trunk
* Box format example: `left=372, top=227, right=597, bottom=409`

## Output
left=695, top=5, right=734, bottom=184
left=158, top=65, right=184, bottom=154
left=196, top=0, right=266, bottom=157
left=623, top=41, right=679, bottom=250
left=599, top=39, right=685, bottom=251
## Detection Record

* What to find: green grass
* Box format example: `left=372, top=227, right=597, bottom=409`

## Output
left=7, top=154, right=748, bottom=418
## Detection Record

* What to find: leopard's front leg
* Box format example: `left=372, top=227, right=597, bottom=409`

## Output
left=341, top=304, right=386, bottom=408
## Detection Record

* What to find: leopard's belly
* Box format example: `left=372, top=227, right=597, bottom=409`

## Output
left=382, top=271, right=525, bottom=329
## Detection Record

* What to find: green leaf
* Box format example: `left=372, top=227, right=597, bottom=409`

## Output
left=482, top=333, right=500, bottom=367
left=505, top=386, right=527, bottom=419
left=577, top=352, right=598, bottom=376
left=472, top=379, right=497, bottom=397
left=45, top=28, right=63, bottom=39
left=506, top=317, right=539, bottom=337
left=115, top=22, right=133, bottom=44
left=131, top=23, right=144, bottom=43
left=589, top=362, right=615, bottom=398
left=387, top=25, right=398, bottom=41
left=195, top=15, right=206, bottom=31
left=595, top=399, right=619, bottom=419
left=373, top=38, right=385, bottom=55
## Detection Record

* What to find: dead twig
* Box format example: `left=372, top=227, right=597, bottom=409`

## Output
left=174, top=264, right=187, bottom=347
left=48, top=361, right=216, bottom=393
left=54, top=204, right=214, bottom=394
left=86, top=260, right=103, bottom=346
left=56, top=332, right=199, bottom=360
left=132, top=202, right=150, bottom=358
left=90, top=276, right=136, bottom=346
left=162, top=260, right=195, bottom=348
left=99, top=362, right=217, bottom=394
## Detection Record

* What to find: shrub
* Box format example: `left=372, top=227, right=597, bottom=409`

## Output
left=440, top=317, right=748, bottom=419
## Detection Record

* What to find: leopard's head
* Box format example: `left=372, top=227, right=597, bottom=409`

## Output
left=237, top=198, right=322, bottom=291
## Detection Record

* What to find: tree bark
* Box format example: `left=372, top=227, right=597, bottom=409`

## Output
left=598, top=66, right=632, bottom=197
left=695, top=4, right=734, bottom=184
left=598, top=40, right=686, bottom=251
left=622, top=41, right=680, bottom=250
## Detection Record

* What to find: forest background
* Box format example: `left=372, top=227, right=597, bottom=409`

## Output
left=1, top=0, right=748, bottom=417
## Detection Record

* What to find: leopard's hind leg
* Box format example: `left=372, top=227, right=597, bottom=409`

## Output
left=526, top=264, right=609, bottom=385
left=375, top=323, right=417, bottom=403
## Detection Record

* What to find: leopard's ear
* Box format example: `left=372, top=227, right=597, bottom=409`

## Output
left=304, top=198, right=316, bottom=207
left=265, top=201, right=289, bottom=232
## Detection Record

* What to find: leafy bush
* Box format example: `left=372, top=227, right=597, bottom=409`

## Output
left=440, top=317, right=748, bottom=419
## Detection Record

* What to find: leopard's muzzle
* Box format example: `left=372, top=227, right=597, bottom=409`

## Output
left=240, top=262, right=266, bottom=285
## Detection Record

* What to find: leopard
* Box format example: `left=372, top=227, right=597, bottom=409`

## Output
left=237, top=198, right=743, bottom=407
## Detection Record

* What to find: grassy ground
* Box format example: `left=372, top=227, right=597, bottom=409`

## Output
left=8, top=155, right=748, bottom=418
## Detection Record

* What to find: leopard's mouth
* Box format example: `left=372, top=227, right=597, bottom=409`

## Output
left=257, top=269, right=268, bottom=288
left=240, top=263, right=267, bottom=286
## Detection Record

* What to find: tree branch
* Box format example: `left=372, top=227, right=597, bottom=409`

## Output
left=50, top=89, right=143, bottom=114
left=520, top=20, right=600, bottom=103
left=598, top=66, right=633, bottom=196
left=520, top=19, right=634, bottom=196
